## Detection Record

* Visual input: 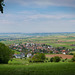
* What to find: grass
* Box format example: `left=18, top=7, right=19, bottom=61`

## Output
left=0, top=62, right=75, bottom=75
left=8, top=58, right=29, bottom=65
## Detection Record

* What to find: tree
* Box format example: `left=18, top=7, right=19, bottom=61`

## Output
left=53, top=56, right=61, bottom=62
left=0, top=43, right=12, bottom=64
left=32, top=53, right=46, bottom=62
left=50, top=56, right=61, bottom=62
left=50, top=57, right=54, bottom=62
left=72, top=55, right=75, bottom=62
left=0, top=0, right=5, bottom=13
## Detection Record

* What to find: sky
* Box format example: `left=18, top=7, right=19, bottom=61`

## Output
left=0, top=0, right=75, bottom=33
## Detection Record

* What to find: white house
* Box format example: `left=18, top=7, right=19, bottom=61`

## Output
left=63, top=52, right=66, bottom=54
left=62, top=50, right=66, bottom=54
left=14, top=54, right=22, bottom=58
left=14, top=53, right=25, bottom=58
left=27, top=53, right=32, bottom=58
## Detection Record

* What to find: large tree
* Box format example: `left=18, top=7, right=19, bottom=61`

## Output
left=0, top=0, right=5, bottom=13
left=0, top=43, right=12, bottom=64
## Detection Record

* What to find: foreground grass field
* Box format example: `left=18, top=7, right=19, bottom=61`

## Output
left=0, top=62, right=75, bottom=75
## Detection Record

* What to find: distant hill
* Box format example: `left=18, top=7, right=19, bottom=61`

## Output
left=0, top=32, right=75, bottom=37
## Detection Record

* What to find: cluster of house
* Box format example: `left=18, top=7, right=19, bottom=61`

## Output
left=13, top=53, right=32, bottom=58
left=9, top=43, right=70, bottom=58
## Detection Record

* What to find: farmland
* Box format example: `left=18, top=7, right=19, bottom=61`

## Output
left=0, top=32, right=75, bottom=75
left=0, top=33, right=75, bottom=49
left=46, top=54, right=73, bottom=59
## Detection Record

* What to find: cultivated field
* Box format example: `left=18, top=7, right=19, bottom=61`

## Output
left=1, top=34, right=75, bottom=49
left=46, top=54, right=73, bottom=59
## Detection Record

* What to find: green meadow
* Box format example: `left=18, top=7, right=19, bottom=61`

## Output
left=0, top=62, right=75, bottom=75
left=0, top=58, right=75, bottom=75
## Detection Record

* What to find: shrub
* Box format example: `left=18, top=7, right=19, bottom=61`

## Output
left=46, top=58, right=48, bottom=60
left=72, top=55, right=75, bottom=62
left=50, top=56, right=61, bottom=62
left=29, top=60, right=33, bottom=63
left=53, top=56, right=61, bottom=62
left=65, top=58, right=67, bottom=61
left=45, top=61, right=47, bottom=63
left=62, top=59, right=65, bottom=62
left=69, top=53, right=74, bottom=55
left=50, top=57, right=54, bottom=62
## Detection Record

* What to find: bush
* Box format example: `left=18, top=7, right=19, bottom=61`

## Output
left=62, top=59, right=65, bottom=62
left=65, top=58, right=67, bottom=61
left=53, top=56, right=61, bottom=62
left=69, top=53, right=74, bottom=55
left=29, top=60, right=33, bottom=63
left=46, top=58, right=48, bottom=60
left=50, top=56, right=61, bottom=62
left=31, top=53, right=46, bottom=62
left=72, top=55, right=75, bottom=62
left=50, top=57, right=54, bottom=62
left=0, top=43, right=12, bottom=64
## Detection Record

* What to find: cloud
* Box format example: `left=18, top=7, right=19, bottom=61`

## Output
left=0, top=9, right=75, bottom=33
left=0, top=11, right=75, bottom=23
left=69, top=20, right=75, bottom=23
left=5, top=0, right=75, bottom=7
left=0, top=20, right=12, bottom=24
left=25, top=14, right=75, bottom=20
left=16, top=11, right=75, bottom=21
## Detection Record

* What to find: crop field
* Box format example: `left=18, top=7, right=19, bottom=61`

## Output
left=46, top=54, right=73, bottom=59
left=1, top=35, right=75, bottom=49
left=0, top=62, right=75, bottom=75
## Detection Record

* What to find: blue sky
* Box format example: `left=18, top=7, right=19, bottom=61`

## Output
left=0, top=0, right=75, bottom=33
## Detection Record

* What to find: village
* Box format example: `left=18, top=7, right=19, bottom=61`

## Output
left=9, top=43, right=71, bottom=58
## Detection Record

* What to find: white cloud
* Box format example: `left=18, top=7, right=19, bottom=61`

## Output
left=25, top=14, right=75, bottom=20
left=16, top=11, right=75, bottom=21
left=0, top=10, right=75, bottom=33
left=5, top=0, right=75, bottom=7
left=0, top=11, right=75, bottom=23
left=0, top=20, right=12, bottom=24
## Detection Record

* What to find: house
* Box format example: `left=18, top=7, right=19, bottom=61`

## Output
left=62, top=50, right=66, bottom=54
left=14, top=53, right=25, bottom=58
left=27, top=53, right=32, bottom=58
left=14, top=54, right=22, bottom=58
left=20, top=53, right=25, bottom=58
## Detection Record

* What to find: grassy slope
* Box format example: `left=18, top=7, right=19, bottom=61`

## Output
left=0, top=62, right=75, bottom=75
